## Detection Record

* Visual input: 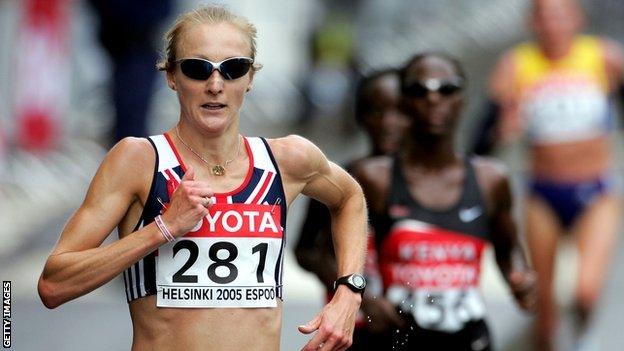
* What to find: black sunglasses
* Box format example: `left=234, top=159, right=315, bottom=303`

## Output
left=177, top=57, right=253, bottom=80
left=402, top=78, right=464, bottom=98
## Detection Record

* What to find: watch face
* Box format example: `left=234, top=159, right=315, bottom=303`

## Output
left=351, top=274, right=366, bottom=289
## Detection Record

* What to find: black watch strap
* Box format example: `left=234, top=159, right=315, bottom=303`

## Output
left=333, top=273, right=366, bottom=294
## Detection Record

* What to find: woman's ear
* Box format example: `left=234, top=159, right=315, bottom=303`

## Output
left=166, top=70, right=177, bottom=91
left=246, top=72, right=255, bottom=93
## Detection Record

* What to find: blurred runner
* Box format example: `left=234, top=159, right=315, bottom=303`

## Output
left=353, top=53, right=536, bottom=350
left=473, top=0, right=624, bottom=349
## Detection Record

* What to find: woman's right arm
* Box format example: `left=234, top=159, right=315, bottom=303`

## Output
left=37, top=138, right=211, bottom=308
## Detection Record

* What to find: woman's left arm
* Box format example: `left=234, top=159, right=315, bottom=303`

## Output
left=271, top=135, right=367, bottom=351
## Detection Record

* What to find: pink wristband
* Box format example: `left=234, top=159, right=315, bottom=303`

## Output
left=155, top=215, right=175, bottom=242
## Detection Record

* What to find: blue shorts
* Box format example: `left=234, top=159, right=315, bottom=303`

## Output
left=530, top=176, right=615, bottom=228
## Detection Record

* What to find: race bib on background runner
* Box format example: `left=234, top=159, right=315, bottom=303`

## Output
left=380, top=219, right=488, bottom=332
left=387, top=286, right=486, bottom=333
left=156, top=203, right=283, bottom=308
left=522, top=76, right=609, bottom=144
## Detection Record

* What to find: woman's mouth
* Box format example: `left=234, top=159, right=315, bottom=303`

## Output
left=201, top=103, right=226, bottom=110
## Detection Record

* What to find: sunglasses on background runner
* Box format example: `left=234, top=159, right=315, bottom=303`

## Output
left=176, top=57, right=253, bottom=80
left=402, top=78, right=464, bottom=98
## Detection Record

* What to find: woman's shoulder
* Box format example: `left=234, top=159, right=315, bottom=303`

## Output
left=263, top=135, right=330, bottom=181
left=264, top=134, right=320, bottom=163
left=84, top=137, right=155, bottom=203
left=102, top=137, right=156, bottom=182
left=264, top=134, right=311, bottom=150
left=109, top=137, right=154, bottom=163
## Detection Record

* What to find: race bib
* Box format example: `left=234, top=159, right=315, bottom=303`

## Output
left=387, top=286, right=486, bottom=333
left=523, top=77, right=609, bottom=144
left=379, top=219, right=487, bottom=332
left=156, top=203, right=283, bottom=308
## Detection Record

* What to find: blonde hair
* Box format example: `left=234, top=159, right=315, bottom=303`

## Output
left=156, top=5, right=261, bottom=72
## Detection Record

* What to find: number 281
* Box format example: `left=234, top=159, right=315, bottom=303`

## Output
left=171, top=240, right=268, bottom=284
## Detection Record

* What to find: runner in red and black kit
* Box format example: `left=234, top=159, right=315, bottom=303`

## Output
left=352, top=53, right=537, bottom=350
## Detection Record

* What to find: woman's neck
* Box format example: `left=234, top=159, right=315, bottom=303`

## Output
left=174, top=121, right=241, bottom=165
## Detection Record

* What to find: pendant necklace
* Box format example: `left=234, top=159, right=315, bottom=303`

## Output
left=175, top=126, right=241, bottom=176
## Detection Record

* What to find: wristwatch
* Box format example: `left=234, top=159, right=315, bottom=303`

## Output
left=333, top=273, right=366, bottom=294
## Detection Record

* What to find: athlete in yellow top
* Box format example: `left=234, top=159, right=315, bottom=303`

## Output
left=475, top=0, right=624, bottom=350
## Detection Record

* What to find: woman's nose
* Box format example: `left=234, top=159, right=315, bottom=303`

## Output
left=205, top=70, right=224, bottom=94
